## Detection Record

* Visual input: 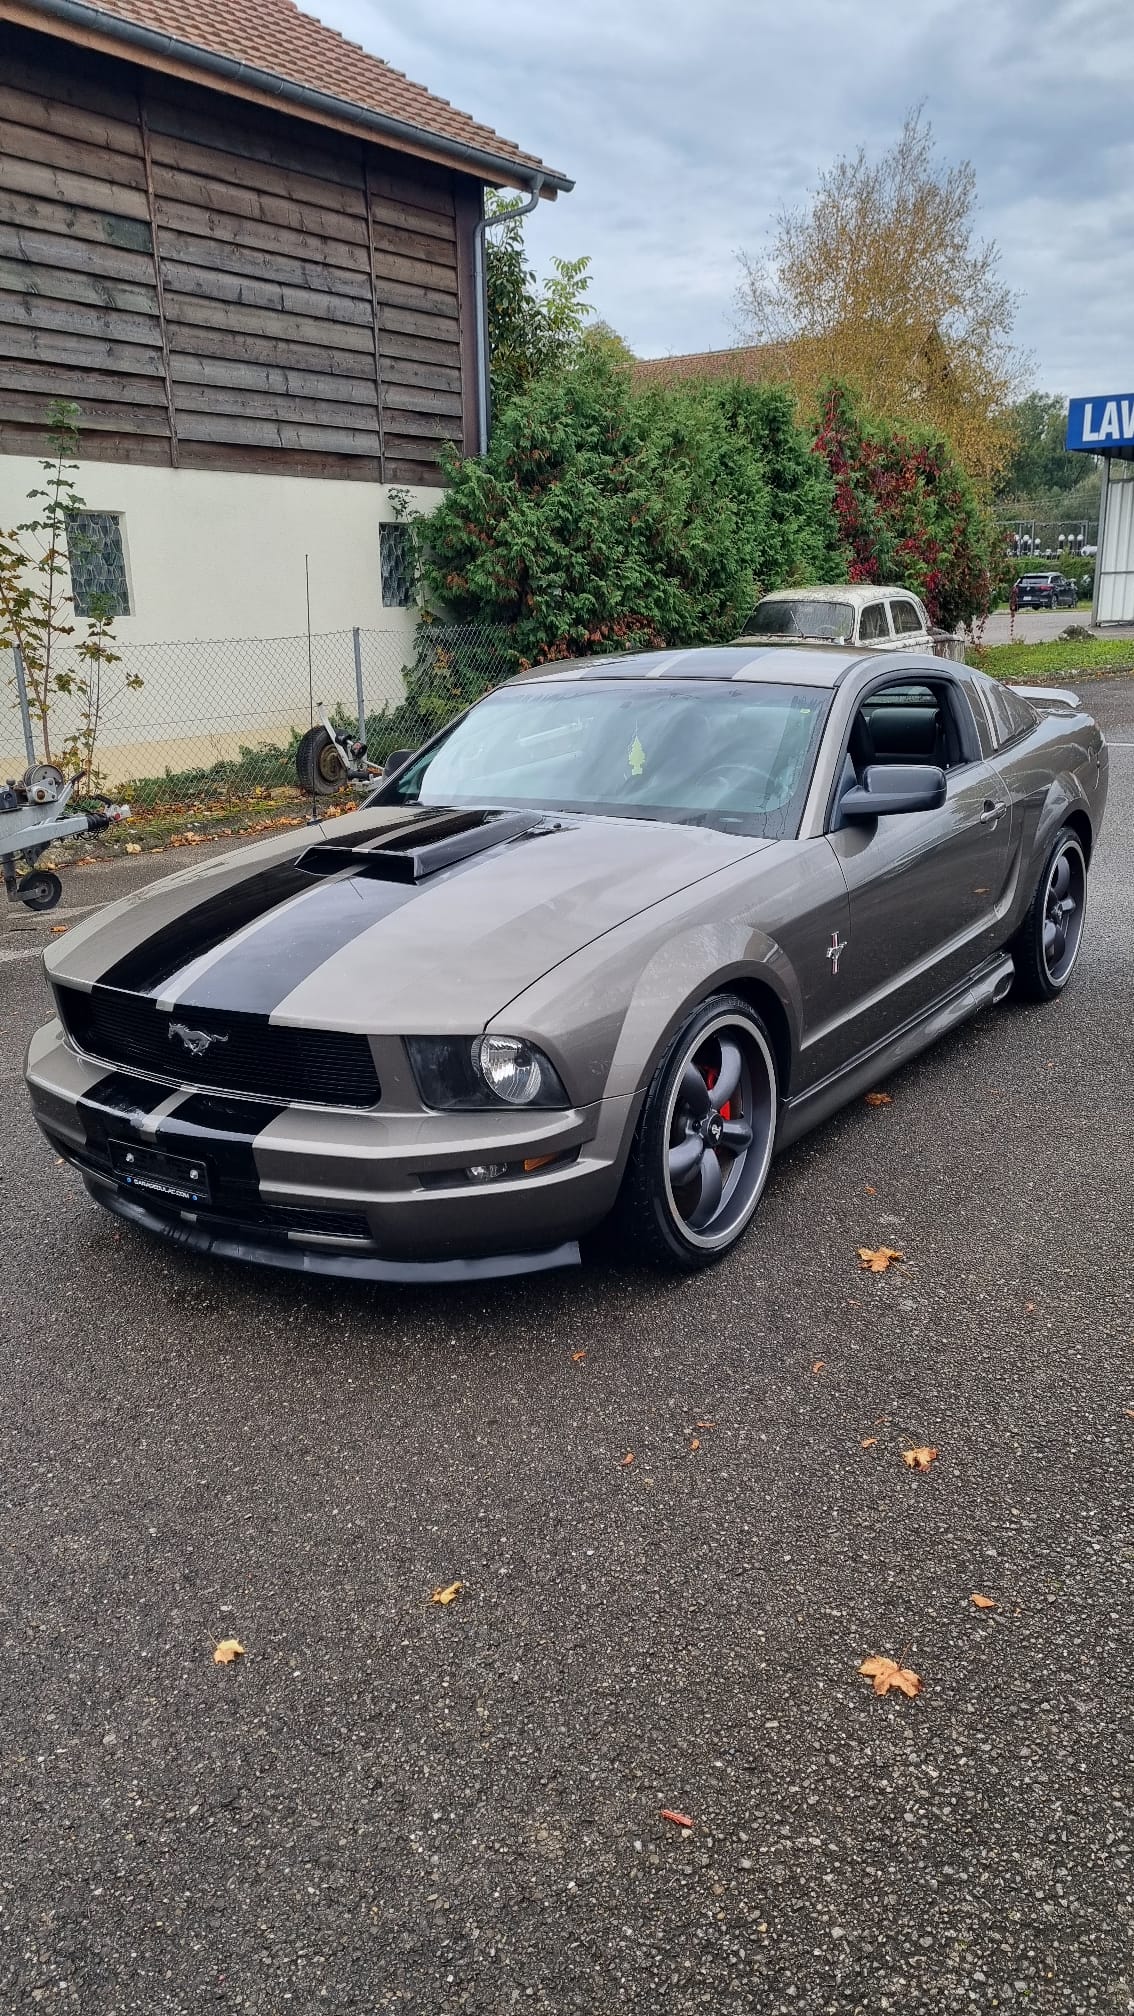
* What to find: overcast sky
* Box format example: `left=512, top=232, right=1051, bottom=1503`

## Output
left=322, top=0, right=1133, bottom=396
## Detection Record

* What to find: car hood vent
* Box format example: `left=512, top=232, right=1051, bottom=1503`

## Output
left=295, top=809, right=561, bottom=885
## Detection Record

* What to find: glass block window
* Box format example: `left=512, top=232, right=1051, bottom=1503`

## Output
left=65, top=512, right=130, bottom=617
left=380, top=522, right=416, bottom=608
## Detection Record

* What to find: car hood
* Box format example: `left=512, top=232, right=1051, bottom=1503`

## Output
left=47, top=803, right=772, bottom=1033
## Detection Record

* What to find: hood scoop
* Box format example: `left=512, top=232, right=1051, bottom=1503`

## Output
left=295, top=810, right=560, bottom=885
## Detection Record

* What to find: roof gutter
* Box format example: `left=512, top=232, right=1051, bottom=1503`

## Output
left=17, top=0, right=575, bottom=195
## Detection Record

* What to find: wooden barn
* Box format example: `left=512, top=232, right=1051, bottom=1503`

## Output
left=0, top=0, right=570, bottom=645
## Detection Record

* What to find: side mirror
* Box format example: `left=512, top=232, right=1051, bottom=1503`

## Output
left=383, top=748, right=414, bottom=776
left=840, top=763, right=946, bottom=820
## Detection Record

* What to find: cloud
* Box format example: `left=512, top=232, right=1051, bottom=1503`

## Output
left=320, top=0, right=1134, bottom=391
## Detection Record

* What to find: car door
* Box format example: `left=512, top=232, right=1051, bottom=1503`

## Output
left=823, top=673, right=1013, bottom=1054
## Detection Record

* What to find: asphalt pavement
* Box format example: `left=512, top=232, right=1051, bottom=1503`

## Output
left=2, top=685, right=1133, bottom=2015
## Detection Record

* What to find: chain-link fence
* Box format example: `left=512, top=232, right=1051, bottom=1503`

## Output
left=2, top=619, right=519, bottom=817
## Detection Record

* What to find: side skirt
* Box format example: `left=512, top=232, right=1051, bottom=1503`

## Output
left=775, top=952, right=1015, bottom=1151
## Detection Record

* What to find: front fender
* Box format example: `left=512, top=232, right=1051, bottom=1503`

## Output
left=492, top=904, right=799, bottom=1108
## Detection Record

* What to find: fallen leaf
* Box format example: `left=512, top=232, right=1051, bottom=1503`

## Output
left=695, top=1420, right=716, bottom=1431
left=971, top=1593, right=996, bottom=1610
left=864, top=1091, right=892, bottom=1107
left=902, top=1446, right=938, bottom=1471
left=620, top=1451, right=634, bottom=1467
left=213, top=1638, right=245, bottom=1665
left=1024, top=1301, right=1036, bottom=1314
left=858, top=1246, right=904, bottom=1272
left=690, top=1437, right=700, bottom=1450
left=859, top=1655, right=922, bottom=1698
left=431, top=1581, right=463, bottom=1606
left=51, top=924, right=68, bottom=934
left=53, top=1156, right=65, bottom=1167
left=1125, top=1409, right=1134, bottom=1419
left=860, top=1436, right=878, bottom=1449
left=659, top=1808, right=694, bottom=1829
left=571, top=1349, right=587, bottom=1363
left=865, top=1184, right=877, bottom=1195
left=812, top=1360, right=826, bottom=1374
left=124, top=842, right=142, bottom=855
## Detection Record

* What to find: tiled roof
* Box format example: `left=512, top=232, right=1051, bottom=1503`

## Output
left=27, top=0, right=570, bottom=188
left=633, top=344, right=787, bottom=387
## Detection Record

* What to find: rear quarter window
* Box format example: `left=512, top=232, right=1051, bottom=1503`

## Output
left=971, top=671, right=1038, bottom=749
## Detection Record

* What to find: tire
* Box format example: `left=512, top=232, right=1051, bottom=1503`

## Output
left=295, top=724, right=348, bottom=798
left=1010, top=827, right=1088, bottom=1001
left=18, top=869, right=63, bottom=912
left=615, top=993, right=779, bottom=1271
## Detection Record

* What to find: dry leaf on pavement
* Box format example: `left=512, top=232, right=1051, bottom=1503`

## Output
left=859, top=1655, right=922, bottom=1698
left=971, top=1593, right=996, bottom=1609
left=620, top=1451, right=635, bottom=1467
left=865, top=1184, right=877, bottom=1195
left=695, top=1420, right=716, bottom=1431
left=213, top=1638, right=245, bottom=1665
left=659, top=1808, right=694, bottom=1829
left=902, top=1446, right=938, bottom=1470
left=431, top=1581, right=463, bottom=1606
left=51, top=924, right=68, bottom=935
left=690, top=1437, right=700, bottom=1450
left=858, top=1246, right=904, bottom=1272
left=571, top=1350, right=587, bottom=1362
left=812, top=1360, right=826, bottom=1374
left=864, top=1092, right=893, bottom=1107
left=124, top=842, right=142, bottom=854
left=860, top=1436, right=878, bottom=1449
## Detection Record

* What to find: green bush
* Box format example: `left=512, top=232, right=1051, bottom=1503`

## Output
left=422, top=355, right=842, bottom=663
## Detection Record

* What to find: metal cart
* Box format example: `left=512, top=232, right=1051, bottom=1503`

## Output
left=1, top=764, right=129, bottom=912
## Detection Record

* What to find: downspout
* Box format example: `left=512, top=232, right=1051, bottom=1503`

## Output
left=473, top=180, right=543, bottom=455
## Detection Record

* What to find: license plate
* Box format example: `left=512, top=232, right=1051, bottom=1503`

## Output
left=109, top=1139, right=211, bottom=1204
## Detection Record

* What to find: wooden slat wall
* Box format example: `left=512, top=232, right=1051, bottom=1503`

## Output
left=0, top=22, right=478, bottom=483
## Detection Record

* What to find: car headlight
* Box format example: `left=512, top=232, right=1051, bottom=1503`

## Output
left=406, top=1035, right=568, bottom=1110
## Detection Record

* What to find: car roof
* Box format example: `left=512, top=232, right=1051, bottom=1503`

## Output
left=515, top=644, right=903, bottom=691
left=757, top=583, right=924, bottom=608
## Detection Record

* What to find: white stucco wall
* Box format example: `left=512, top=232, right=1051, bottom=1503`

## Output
left=0, top=457, right=442, bottom=644
left=0, top=460, right=445, bottom=783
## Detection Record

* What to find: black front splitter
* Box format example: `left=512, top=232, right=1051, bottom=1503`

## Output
left=87, top=1179, right=582, bottom=1285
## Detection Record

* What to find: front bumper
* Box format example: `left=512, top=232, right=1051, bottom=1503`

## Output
left=25, top=1018, right=638, bottom=1282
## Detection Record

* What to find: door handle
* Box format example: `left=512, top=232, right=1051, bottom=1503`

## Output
left=979, top=801, right=1005, bottom=825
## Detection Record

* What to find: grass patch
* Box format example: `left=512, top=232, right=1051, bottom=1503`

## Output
left=973, top=636, right=1134, bottom=683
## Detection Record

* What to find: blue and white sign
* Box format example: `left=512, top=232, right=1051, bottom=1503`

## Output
left=1066, top=395, right=1134, bottom=453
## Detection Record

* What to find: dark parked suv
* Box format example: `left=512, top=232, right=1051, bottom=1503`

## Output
left=1014, top=571, right=1078, bottom=610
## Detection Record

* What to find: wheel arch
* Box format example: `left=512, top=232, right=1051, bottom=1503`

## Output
left=1062, top=805, right=1093, bottom=865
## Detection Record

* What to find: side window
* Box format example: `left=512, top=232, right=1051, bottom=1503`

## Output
left=970, top=670, right=1038, bottom=749
left=858, top=602, right=891, bottom=641
left=889, top=599, right=924, bottom=635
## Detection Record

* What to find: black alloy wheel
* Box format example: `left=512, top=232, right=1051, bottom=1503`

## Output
left=1011, top=828, right=1088, bottom=1000
left=616, top=994, right=779, bottom=1270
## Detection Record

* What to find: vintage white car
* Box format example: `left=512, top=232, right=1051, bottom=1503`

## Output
left=738, top=584, right=938, bottom=653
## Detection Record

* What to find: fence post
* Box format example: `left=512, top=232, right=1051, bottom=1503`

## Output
left=12, top=643, right=36, bottom=768
left=352, top=626, right=366, bottom=747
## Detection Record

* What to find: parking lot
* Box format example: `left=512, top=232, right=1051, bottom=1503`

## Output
left=2, top=681, right=1132, bottom=2015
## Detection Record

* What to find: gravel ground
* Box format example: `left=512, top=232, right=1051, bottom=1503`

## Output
left=2, top=687, right=1133, bottom=2015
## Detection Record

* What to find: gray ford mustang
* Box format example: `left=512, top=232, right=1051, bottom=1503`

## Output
left=26, top=646, right=1107, bottom=1282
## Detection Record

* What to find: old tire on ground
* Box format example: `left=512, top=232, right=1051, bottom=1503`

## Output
left=1010, top=825, right=1088, bottom=1001
left=615, top=992, right=779, bottom=1271
left=18, top=869, right=63, bottom=912
left=295, top=724, right=348, bottom=798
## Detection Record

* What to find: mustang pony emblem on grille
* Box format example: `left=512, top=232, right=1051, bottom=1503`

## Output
left=167, top=1021, right=229, bottom=1058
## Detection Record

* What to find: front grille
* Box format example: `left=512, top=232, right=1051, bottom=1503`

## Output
left=57, top=985, right=381, bottom=1108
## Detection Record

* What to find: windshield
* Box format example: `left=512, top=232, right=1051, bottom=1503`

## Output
left=377, top=679, right=830, bottom=839
left=744, top=598, right=857, bottom=643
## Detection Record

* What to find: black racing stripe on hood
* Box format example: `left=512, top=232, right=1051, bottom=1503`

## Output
left=101, top=859, right=315, bottom=993
left=175, top=873, right=417, bottom=1016
left=96, top=809, right=484, bottom=996
left=156, top=1094, right=282, bottom=1209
